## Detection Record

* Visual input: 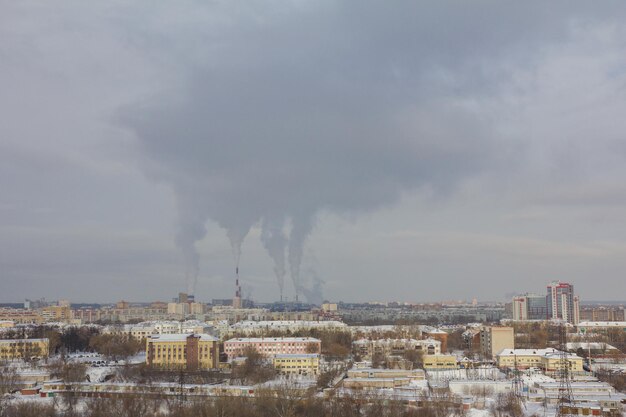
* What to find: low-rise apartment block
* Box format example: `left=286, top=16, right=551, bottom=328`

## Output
left=352, top=338, right=441, bottom=360
left=229, top=320, right=347, bottom=335
left=0, top=308, right=44, bottom=324
left=105, top=320, right=213, bottom=341
left=224, top=337, right=321, bottom=359
left=40, top=305, right=72, bottom=323
left=580, top=306, right=624, bottom=322
left=0, top=338, right=49, bottom=360
left=273, top=354, right=320, bottom=376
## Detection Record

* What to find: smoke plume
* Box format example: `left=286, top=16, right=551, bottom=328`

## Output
left=261, top=216, right=288, bottom=300
left=122, top=2, right=508, bottom=297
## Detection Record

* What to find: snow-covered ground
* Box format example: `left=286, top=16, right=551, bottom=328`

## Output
left=521, top=373, right=555, bottom=385
left=85, top=366, right=115, bottom=383
left=592, top=360, right=626, bottom=373
left=466, top=407, right=491, bottom=417
left=427, top=366, right=504, bottom=382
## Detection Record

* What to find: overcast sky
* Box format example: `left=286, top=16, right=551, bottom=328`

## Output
left=2, top=1, right=626, bottom=304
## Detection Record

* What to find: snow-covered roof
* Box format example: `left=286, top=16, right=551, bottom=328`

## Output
left=274, top=353, right=320, bottom=359
left=0, top=338, right=48, bottom=343
left=543, top=351, right=583, bottom=360
left=496, top=348, right=558, bottom=357
left=422, top=327, right=447, bottom=334
left=225, top=337, right=320, bottom=343
left=148, top=333, right=217, bottom=342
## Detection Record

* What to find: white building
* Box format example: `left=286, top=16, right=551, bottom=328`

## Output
left=105, top=320, right=213, bottom=340
left=229, top=320, right=347, bottom=335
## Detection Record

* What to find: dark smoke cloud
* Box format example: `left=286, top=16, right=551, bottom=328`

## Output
left=2, top=1, right=626, bottom=302
left=120, top=1, right=626, bottom=300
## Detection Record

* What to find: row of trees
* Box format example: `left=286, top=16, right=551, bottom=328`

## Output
left=2, top=326, right=143, bottom=361
left=0, top=389, right=468, bottom=417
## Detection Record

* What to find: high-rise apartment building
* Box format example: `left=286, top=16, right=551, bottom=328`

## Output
left=512, top=293, right=548, bottom=321
left=527, top=293, right=549, bottom=320
left=512, top=296, right=528, bottom=321
left=513, top=282, right=580, bottom=324
left=547, top=281, right=579, bottom=325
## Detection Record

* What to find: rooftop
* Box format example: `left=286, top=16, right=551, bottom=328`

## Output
left=496, top=348, right=558, bottom=356
left=148, top=333, right=217, bottom=342
left=0, top=338, right=48, bottom=343
left=225, top=337, right=321, bottom=343
left=274, top=354, right=320, bottom=358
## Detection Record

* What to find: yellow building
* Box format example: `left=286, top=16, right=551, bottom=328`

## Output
left=40, top=305, right=72, bottom=322
left=496, top=348, right=556, bottom=369
left=146, top=334, right=218, bottom=370
left=321, top=303, right=338, bottom=312
left=0, top=338, right=49, bottom=360
left=541, top=351, right=584, bottom=373
left=423, top=354, right=458, bottom=370
left=0, top=309, right=44, bottom=324
left=496, top=348, right=584, bottom=373
left=0, top=321, right=14, bottom=328
left=273, top=354, right=320, bottom=376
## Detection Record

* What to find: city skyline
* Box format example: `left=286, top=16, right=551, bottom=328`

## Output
left=3, top=2, right=626, bottom=303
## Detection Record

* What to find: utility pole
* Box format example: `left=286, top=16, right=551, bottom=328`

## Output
left=512, top=355, right=526, bottom=410
left=556, top=324, right=573, bottom=417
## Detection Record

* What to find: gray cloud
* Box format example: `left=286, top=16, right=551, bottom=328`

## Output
left=2, top=1, right=626, bottom=302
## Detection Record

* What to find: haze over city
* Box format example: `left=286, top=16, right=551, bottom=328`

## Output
left=3, top=1, right=626, bottom=303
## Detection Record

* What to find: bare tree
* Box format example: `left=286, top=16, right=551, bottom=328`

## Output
left=490, top=393, right=523, bottom=417
left=231, top=346, right=276, bottom=385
